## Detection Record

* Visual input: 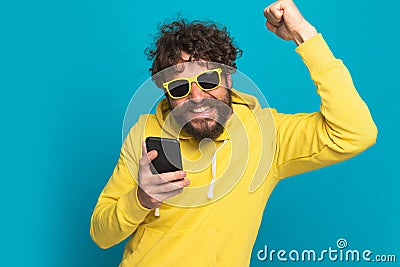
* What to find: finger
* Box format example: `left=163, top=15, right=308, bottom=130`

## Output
left=139, top=142, right=158, bottom=171
left=156, top=171, right=187, bottom=184
left=147, top=149, right=158, bottom=161
left=151, top=178, right=190, bottom=194
left=140, top=141, right=151, bottom=167
left=265, top=21, right=277, bottom=34
left=141, top=141, right=147, bottom=158
left=141, top=141, right=158, bottom=161
left=140, top=170, right=186, bottom=188
left=264, top=3, right=284, bottom=26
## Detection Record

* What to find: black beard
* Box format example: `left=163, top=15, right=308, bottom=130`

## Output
left=169, top=90, right=232, bottom=141
left=183, top=118, right=225, bottom=141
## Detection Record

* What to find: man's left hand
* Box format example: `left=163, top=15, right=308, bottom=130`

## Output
left=263, top=0, right=318, bottom=45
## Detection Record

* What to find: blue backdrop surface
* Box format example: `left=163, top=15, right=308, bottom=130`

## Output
left=1, top=0, right=398, bottom=266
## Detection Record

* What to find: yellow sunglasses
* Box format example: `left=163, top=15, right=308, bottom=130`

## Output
left=162, top=68, right=223, bottom=99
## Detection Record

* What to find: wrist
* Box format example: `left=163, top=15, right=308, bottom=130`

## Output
left=136, top=187, right=154, bottom=210
left=292, top=22, right=318, bottom=46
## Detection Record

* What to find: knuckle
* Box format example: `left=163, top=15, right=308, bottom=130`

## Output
left=158, top=174, right=168, bottom=183
left=156, top=174, right=166, bottom=184
left=163, top=183, right=171, bottom=192
left=176, top=180, right=184, bottom=188
left=173, top=182, right=183, bottom=191
left=173, top=172, right=182, bottom=180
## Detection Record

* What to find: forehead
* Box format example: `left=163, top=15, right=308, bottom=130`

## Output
left=169, top=63, right=209, bottom=79
left=164, top=52, right=221, bottom=79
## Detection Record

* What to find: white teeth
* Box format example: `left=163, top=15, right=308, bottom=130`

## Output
left=192, top=106, right=211, bottom=113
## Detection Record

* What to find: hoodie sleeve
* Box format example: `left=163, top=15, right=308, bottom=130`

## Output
left=271, top=34, right=377, bottom=179
left=90, top=116, right=151, bottom=249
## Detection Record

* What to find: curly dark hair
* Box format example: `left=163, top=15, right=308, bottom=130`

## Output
left=145, top=19, right=243, bottom=78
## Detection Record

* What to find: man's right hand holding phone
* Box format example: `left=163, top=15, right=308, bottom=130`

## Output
left=137, top=142, right=190, bottom=209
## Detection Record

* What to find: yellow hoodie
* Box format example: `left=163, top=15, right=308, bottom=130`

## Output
left=90, top=34, right=377, bottom=267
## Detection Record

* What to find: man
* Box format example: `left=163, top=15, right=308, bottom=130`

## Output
left=90, top=0, right=377, bottom=266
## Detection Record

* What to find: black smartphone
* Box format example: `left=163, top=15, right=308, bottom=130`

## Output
left=145, top=137, right=183, bottom=174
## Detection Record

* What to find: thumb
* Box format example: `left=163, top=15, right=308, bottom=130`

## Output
left=141, top=141, right=158, bottom=162
left=148, top=149, right=158, bottom=161
left=141, top=141, right=148, bottom=157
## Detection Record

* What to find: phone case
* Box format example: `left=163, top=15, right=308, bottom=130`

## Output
left=145, top=137, right=183, bottom=174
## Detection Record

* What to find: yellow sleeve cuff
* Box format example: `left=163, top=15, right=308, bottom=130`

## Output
left=295, top=34, right=337, bottom=74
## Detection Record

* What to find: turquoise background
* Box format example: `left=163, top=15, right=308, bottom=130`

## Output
left=1, top=0, right=398, bottom=266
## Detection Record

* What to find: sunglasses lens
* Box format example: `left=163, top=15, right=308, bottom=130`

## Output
left=168, top=79, right=190, bottom=98
left=197, top=70, right=220, bottom=90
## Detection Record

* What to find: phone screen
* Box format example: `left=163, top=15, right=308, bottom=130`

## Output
left=145, top=137, right=183, bottom=174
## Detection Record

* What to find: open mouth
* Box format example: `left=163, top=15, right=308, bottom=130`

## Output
left=192, top=105, right=212, bottom=113
left=189, top=105, right=217, bottom=119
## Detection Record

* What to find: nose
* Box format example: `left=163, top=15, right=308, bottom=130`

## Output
left=189, top=82, right=206, bottom=103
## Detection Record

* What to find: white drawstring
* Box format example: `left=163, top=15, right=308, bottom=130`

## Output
left=207, top=140, right=227, bottom=199
left=154, top=207, right=160, bottom=217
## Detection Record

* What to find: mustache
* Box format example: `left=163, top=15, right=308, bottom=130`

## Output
left=181, top=98, right=220, bottom=110
left=174, top=91, right=227, bottom=110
